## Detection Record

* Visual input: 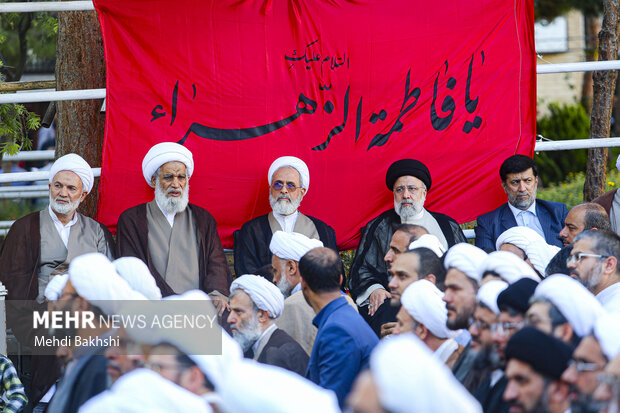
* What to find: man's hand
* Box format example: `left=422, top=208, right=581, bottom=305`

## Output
left=210, top=296, right=230, bottom=317
left=368, top=288, right=391, bottom=317
left=380, top=322, right=397, bottom=338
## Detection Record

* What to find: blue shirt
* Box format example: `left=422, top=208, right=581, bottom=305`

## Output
left=306, top=296, right=378, bottom=407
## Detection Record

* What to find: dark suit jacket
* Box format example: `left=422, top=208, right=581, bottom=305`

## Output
left=474, top=199, right=568, bottom=251
left=306, top=297, right=378, bottom=407
left=593, top=188, right=617, bottom=215
left=256, top=328, right=309, bottom=376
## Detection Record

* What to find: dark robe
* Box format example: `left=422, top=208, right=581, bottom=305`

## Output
left=0, top=211, right=113, bottom=406
left=255, top=328, right=309, bottom=376
left=475, top=374, right=510, bottom=413
left=233, top=213, right=338, bottom=276
left=116, top=203, right=231, bottom=297
left=349, top=209, right=465, bottom=302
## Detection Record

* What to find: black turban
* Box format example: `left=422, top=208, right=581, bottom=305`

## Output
left=505, top=327, right=573, bottom=379
left=385, top=159, right=432, bottom=191
left=497, top=278, right=538, bottom=315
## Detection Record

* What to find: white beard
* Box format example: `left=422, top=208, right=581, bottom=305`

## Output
left=49, top=195, right=80, bottom=215
left=154, top=178, right=189, bottom=214
left=269, top=193, right=302, bottom=216
left=394, top=197, right=424, bottom=220
left=276, top=273, right=294, bottom=298
left=231, top=313, right=262, bottom=352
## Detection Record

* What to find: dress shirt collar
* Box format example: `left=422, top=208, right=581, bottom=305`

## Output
left=508, top=199, right=537, bottom=219
left=48, top=205, right=78, bottom=228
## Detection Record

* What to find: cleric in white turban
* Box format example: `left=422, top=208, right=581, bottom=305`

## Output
left=49, top=153, right=94, bottom=193
left=234, top=155, right=338, bottom=277
left=398, top=280, right=460, bottom=366
left=477, top=251, right=539, bottom=284
left=227, top=274, right=309, bottom=375
left=530, top=274, right=605, bottom=340
left=444, top=243, right=488, bottom=284
left=593, top=312, right=620, bottom=360
left=347, top=334, right=482, bottom=413
left=476, top=279, right=508, bottom=315
left=116, top=142, right=231, bottom=310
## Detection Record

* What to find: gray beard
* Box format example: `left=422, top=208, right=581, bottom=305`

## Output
left=231, top=314, right=262, bottom=352
left=49, top=195, right=80, bottom=215
left=269, top=193, right=302, bottom=216
left=154, top=178, right=189, bottom=214
left=394, top=198, right=423, bottom=220
left=277, top=275, right=294, bottom=298
left=508, top=184, right=537, bottom=210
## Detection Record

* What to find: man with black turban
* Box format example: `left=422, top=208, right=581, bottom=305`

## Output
left=349, top=158, right=465, bottom=329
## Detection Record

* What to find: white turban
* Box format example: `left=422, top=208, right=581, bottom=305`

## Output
left=267, top=156, right=310, bottom=193
left=533, top=274, right=605, bottom=338
left=113, top=257, right=162, bottom=300
left=69, top=253, right=147, bottom=314
left=49, top=153, right=94, bottom=193
left=443, top=243, right=488, bottom=284
left=408, top=234, right=446, bottom=257
left=523, top=239, right=561, bottom=275
left=189, top=331, right=243, bottom=390
left=495, top=226, right=545, bottom=252
left=219, top=359, right=340, bottom=413
left=477, top=280, right=508, bottom=314
left=79, top=369, right=212, bottom=413
left=269, top=231, right=323, bottom=262
left=142, top=142, right=194, bottom=187
left=401, top=280, right=452, bottom=339
left=593, top=312, right=620, bottom=360
left=616, top=154, right=620, bottom=173
left=370, top=334, right=482, bottom=413
left=44, top=273, right=69, bottom=301
left=230, top=274, right=284, bottom=318
left=477, top=251, right=539, bottom=284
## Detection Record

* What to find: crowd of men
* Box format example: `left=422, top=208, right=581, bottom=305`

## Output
left=0, top=144, right=619, bottom=412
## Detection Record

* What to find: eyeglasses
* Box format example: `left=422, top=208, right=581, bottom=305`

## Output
left=566, top=252, right=609, bottom=265
left=394, top=185, right=422, bottom=195
left=568, top=359, right=602, bottom=373
left=470, top=320, right=492, bottom=331
left=145, top=361, right=187, bottom=374
left=271, top=181, right=300, bottom=191
left=490, top=321, right=523, bottom=335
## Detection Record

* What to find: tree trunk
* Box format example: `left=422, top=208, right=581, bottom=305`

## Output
left=580, top=15, right=600, bottom=114
left=584, top=0, right=620, bottom=201
left=55, top=7, right=106, bottom=218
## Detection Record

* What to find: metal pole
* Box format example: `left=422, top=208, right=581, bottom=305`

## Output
left=536, top=60, right=620, bottom=74
left=0, top=1, right=94, bottom=12
left=0, top=89, right=106, bottom=104
left=534, top=137, right=620, bottom=151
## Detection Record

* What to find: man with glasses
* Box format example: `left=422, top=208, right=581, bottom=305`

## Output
left=350, top=158, right=465, bottom=329
left=116, top=142, right=231, bottom=312
left=234, top=156, right=338, bottom=276
left=475, top=155, right=568, bottom=251
left=567, top=229, right=620, bottom=312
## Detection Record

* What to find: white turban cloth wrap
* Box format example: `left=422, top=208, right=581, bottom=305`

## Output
left=230, top=274, right=284, bottom=319
left=476, top=280, right=508, bottom=315
left=523, top=239, right=560, bottom=276
left=370, top=334, right=483, bottom=413
left=408, top=234, right=446, bottom=257
left=443, top=243, right=488, bottom=284
left=593, top=312, right=620, bottom=360
left=44, top=273, right=69, bottom=301
left=69, top=253, right=147, bottom=315
left=142, top=142, right=194, bottom=187
left=267, top=156, right=310, bottom=193
left=495, top=226, right=545, bottom=252
left=477, top=251, right=539, bottom=284
left=269, top=230, right=323, bottom=262
left=401, top=279, right=452, bottom=339
left=219, top=359, right=340, bottom=413
left=79, top=368, right=212, bottom=413
left=113, top=257, right=162, bottom=300
left=533, top=274, right=605, bottom=338
left=49, top=153, right=94, bottom=193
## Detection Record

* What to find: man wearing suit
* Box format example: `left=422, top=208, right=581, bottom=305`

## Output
left=475, top=155, right=568, bottom=251
left=300, top=247, right=378, bottom=408
left=227, top=274, right=309, bottom=376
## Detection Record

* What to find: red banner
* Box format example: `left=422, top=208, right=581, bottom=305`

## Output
left=94, top=0, right=536, bottom=250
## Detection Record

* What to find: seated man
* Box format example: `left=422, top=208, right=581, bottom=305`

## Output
left=234, top=156, right=337, bottom=275
left=116, top=142, right=231, bottom=310
left=0, top=153, right=114, bottom=407
left=475, top=155, right=568, bottom=251
left=228, top=274, right=309, bottom=376
left=349, top=159, right=465, bottom=324
left=559, top=202, right=610, bottom=246
left=301, top=248, right=378, bottom=407
left=395, top=280, right=460, bottom=369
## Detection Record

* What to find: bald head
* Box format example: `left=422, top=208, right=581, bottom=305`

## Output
left=559, top=203, right=610, bottom=246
